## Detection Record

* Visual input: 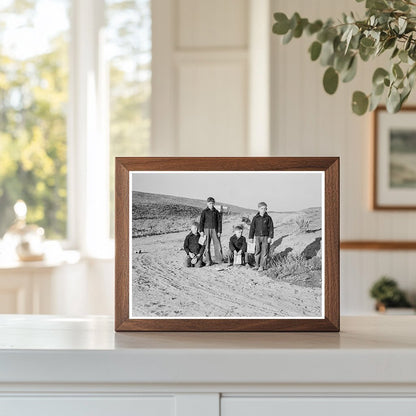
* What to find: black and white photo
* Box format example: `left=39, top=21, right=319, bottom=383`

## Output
left=129, top=171, right=325, bottom=319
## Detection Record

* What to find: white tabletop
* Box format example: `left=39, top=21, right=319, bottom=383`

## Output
left=0, top=315, right=415, bottom=385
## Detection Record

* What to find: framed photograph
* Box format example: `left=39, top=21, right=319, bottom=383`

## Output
left=373, top=106, right=416, bottom=209
left=115, top=157, right=339, bottom=332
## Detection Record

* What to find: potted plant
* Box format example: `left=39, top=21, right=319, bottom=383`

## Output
left=369, top=276, right=413, bottom=313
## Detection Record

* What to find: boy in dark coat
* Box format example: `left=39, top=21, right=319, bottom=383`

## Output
left=183, top=222, right=205, bottom=268
left=228, top=225, right=248, bottom=266
left=249, top=202, right=274, bottom=271
left=199, top=197, right=223, bottom=265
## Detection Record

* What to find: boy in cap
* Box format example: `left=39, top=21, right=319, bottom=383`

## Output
left=228, top=225, right=248, bottom=266
left=248, top=202, right=274, bottom=271
left=199, top=196, right=223, bottom=265
left=183, top=221, right=205, bottom=268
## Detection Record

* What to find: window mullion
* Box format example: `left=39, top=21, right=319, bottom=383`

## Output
left=69, top=0, right=109, bottom=256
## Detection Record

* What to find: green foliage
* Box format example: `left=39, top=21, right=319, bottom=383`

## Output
left=272, top=0, right=416, bottom=115
left=0, top=5, right=69, bottom=238
left=0, top=0, right=151, bottom=239
left=323, top=67, right=339, bottom=94
left=107, top=0, right=151, bottom=237
left=369, top=276, right=412, bottom=307
left=308, top=41, right=322, bottom=61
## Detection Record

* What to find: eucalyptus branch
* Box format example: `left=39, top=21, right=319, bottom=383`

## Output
left=272, top=0, right=416, bottom=115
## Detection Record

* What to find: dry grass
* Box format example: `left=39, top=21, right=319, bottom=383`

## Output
left=295, top=215, right=311, bottom=233
left=266, top=254, right=322, bottom=288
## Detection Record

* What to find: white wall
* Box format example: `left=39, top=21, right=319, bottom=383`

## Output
left=73, top=0, right=416, bottom=316
left=270, top=0, right=416, bottom=313
left=152, top=0, right=267, bottom=156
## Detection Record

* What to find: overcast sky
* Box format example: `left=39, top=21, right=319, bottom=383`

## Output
left=131, top=171, right=323, bottom=211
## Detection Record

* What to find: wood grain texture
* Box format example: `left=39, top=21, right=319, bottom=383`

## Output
left=373, top=106, right=416, bottom=210
left=341, top=241, right=416, bottom=250
left=115, top=157, right=340, bottom=332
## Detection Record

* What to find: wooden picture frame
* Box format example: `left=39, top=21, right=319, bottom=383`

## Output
left=373, top=106, right=416, bottom=210
left=115, top=157, right=340, bottom=332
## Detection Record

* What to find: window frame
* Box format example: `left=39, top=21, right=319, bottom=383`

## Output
left=67, top=0, right=112, bottom=257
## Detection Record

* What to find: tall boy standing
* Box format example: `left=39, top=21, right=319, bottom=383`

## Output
left=199, top=197, right=223, bottom=265
left=248, top=202, right=274, bottom=272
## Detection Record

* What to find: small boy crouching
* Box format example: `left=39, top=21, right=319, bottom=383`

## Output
left=183, top=222, right=205, bottom=268
left=228, top=225, right=249, bottom=266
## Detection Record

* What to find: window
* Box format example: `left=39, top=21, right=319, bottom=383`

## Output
left=0, top=0, right=70, bottom=239
left=106, top=0, right=151, bottom=237
left=0, top=0, right=151, bottom=251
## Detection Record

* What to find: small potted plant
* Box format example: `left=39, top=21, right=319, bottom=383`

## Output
left=370, top=276, right=413, bottom=313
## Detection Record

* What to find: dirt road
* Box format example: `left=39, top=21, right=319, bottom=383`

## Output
left=131, top=215, right=322, bottom=318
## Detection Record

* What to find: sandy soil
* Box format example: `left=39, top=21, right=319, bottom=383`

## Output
left=131, top=213, right=322, bottom=318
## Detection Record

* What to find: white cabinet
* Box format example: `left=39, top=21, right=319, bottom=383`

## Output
left=1, top=316, right=416, bottom=416
left=1, top=397, right=175, bottom=416
left=222, top=398, right=416, bottom=416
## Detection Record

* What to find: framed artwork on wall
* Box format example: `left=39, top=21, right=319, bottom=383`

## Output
left=115, top=157, right=339, bottom=332
left=374, top=106, right=416, bottom=210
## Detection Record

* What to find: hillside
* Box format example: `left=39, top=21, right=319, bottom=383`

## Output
left=132, top=191, right=257, bottom=213
left=131, top=191, right=257, bottom=237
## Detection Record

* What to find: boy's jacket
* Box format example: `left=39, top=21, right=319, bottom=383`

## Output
left=249, top=212, right=274, bottom=239
left=229, top=235, right=247, bottom=252
left=184, top=232, right=205, bottom=256
left=199, top=207, right=222, bottom=233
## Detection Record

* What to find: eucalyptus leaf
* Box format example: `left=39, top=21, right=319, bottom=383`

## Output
left=393, top=63, right=404, bottom=79
left=373, top=82, right=385, bottom=95
left=383, top=37, right=396, bottom=49
left=398, top=17, right=407, bottom=34
left=405, top=33, right=413, bottom=50
left=334, top=52, right=352, bottom=72
left=401, top=85, right=411, bottom=105
left=352, top=91, right=369, bottom=115
left=317, top=29, right=328, bottom=43
left=290, top=12, right=301, bottom=30
left=323, top=67, right=339, bottom=94
left=307, top=20, right=323, bottom=35
left=273, top=13, right=290, bottom=34
left=391, top=47, right=399, bottom=59
left=342, top=56, right=358, bottom=82
left=369, top=92, right=383, bottom=111
left=408, top=71, right=416, bottom=88
left=360, top=37, right=375, bottom=48
left=372, top=67, right=389, bottom=85
left=366, top=0, right=388, bottom=10
left=282, top=29, right=293, bottom=44
left=293, top=18, right=308, bottom=38
left=309, top=41, right=322, bottom=61
left=320, top=40, right=335, bottom=66
left=359, top=44, right=375, bottom=61
left=386, top=87, right=401, bottom=112
left=399, top=49, right=408, bottom=63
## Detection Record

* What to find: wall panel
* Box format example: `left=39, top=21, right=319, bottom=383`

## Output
left=177, top=60, right=247, bottom=156
left=271, top=0, right=416, bottom=314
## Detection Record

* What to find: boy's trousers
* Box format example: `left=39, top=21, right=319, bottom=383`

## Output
left=184, top=255, right=204, bottom=268
left=204, top=228, right=223, bottom=264
left=255, top=236, right=269, bottom=268
left=227, top=249, right=249, bottom=265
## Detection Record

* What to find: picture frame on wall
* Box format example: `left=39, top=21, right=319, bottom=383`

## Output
left=115, top=157, right=340, bottom=332
left=373, top=106, right=416, bottom=210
